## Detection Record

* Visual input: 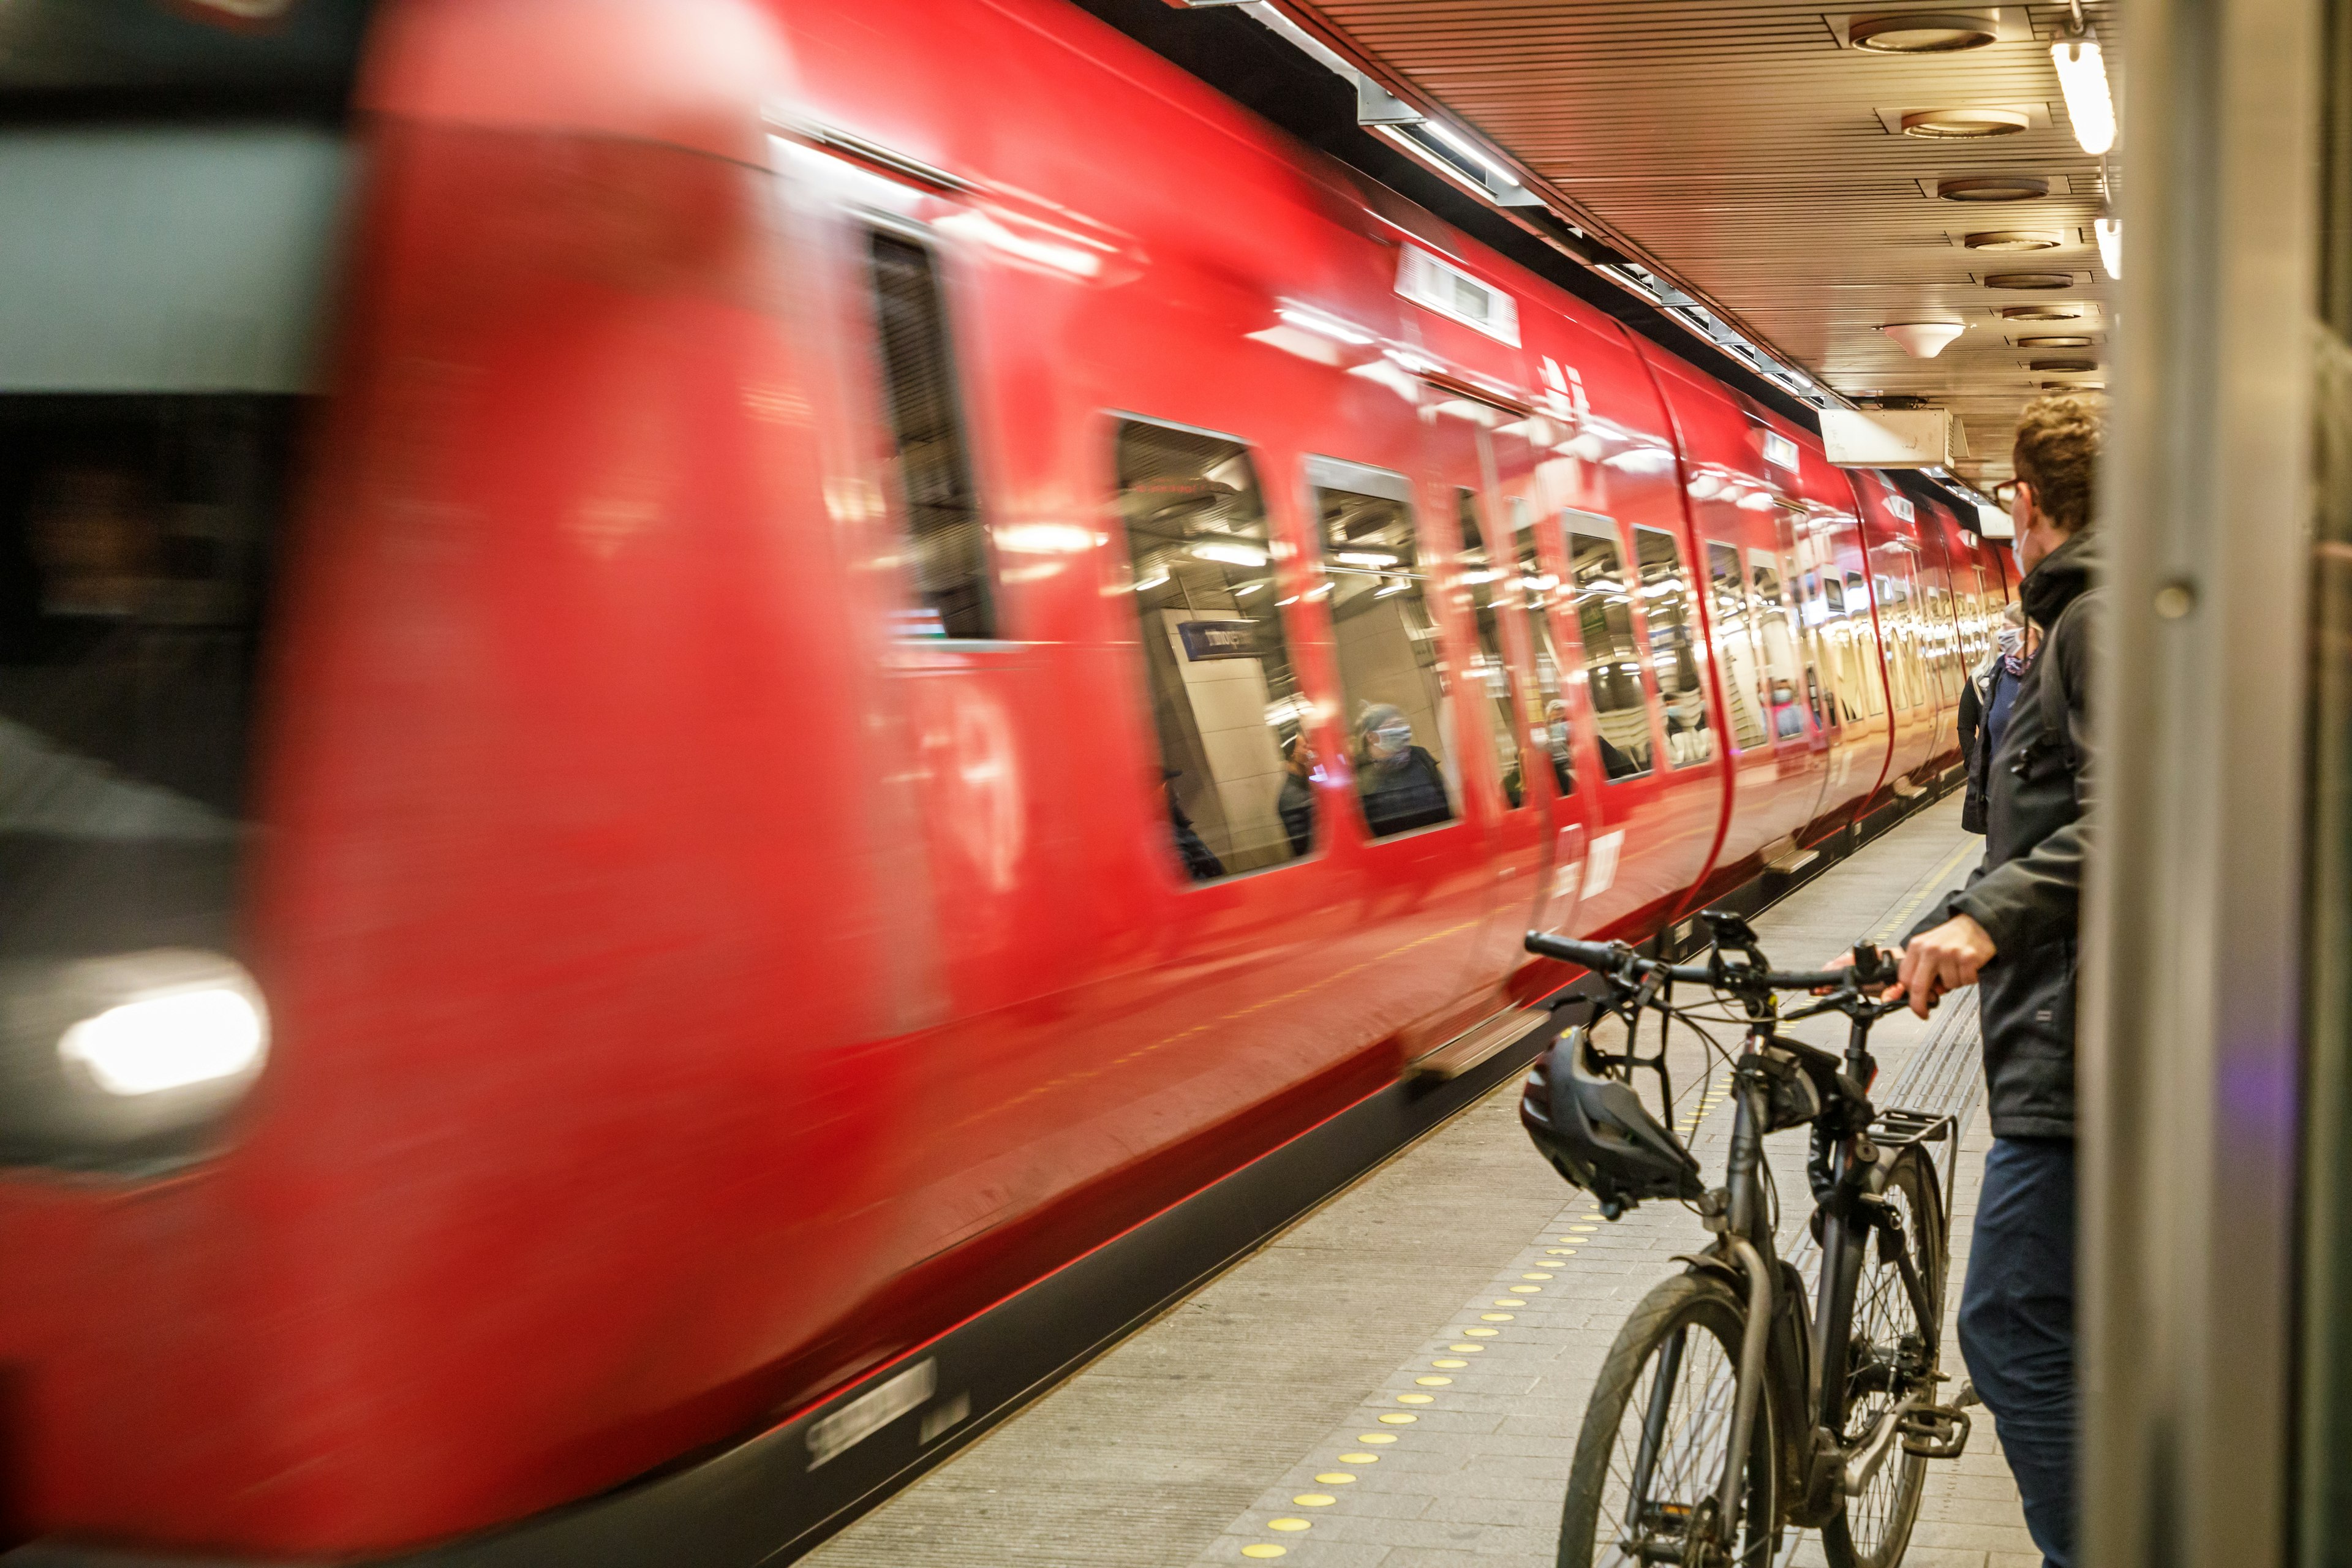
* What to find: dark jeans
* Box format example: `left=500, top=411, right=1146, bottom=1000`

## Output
left=1958, top=1135, right=2077, bottom=1568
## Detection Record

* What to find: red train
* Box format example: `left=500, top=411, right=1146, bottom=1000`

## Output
left=0, top=0, right=2008, bottom=1559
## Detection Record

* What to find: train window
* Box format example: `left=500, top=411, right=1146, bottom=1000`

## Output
left=1706, top=542, right=1770, bottom=750
left=1510, top=497, right=1575, bottom=795
left=1567, top=516, right=1652, bottom=780
left=1633, top=527, right=1712, bottom=767
left=1457, top=490, right=1531, bottom=809
left=1115, top=420, right=1312, bottom=881
left=0, top=394, right=295, bottom=969
left=867, top=231, right=993, bottom=640
left=1309, top=463, right=1458, bottom=839
left=1747, top=551, right=1808, bottom=740
left=1845, top=571, right=1887, bottom=717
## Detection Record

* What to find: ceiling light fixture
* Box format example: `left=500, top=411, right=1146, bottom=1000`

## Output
left=1937, top=175, right=2051, bottom=202
left=2094, top=216, right=2123, bottom=278
left=1880, top=322, right=1967, bottom=358
left=1964, top=230, right=2065, bottom=251
left=1420, top=119, right=1521, bottom=189
left=1850, top=12, right=1999, bottom=51
left=1900, top=107, right=2030, bottom=140
left=1985, top=271, right=2076, bottom=289
left=2051, top=32, right=2117, bottom=156
left=2000, top=303, right=2087, bottom=320
left=2029, top=357, right=2100, bottom=372
left=2018, top=334, right=2095, bottom=348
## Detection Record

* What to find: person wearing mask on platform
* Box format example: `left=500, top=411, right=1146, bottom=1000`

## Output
left=1883, top=391, right=2104, bottom=1568
left=1354, top=703, right=1450, bottom=837
left=1278, top=736, right=1315, bottom=856
left=1958, top=601, right=2034, bottom=835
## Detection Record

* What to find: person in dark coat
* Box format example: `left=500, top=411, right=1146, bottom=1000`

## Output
left=1163, top=772, right=1224, bottom=881
left=1277, top=736, right=1315, bottom=856
left=1354, top=703, right=1453, bottom=837
left=1957, top=602, right=2033, bottom=834
left=1891, top=391, right=2103, bottom=1568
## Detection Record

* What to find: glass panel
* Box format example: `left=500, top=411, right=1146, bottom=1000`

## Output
left=867, top=231, right=992, bottom=640
left=1633, top=526, right=1712, bottom=766
left=1706, top=541, right=1770, bottom=751
left=1567, top=518, right=1652, bottom=779
left=1313, top=478, right=1458, bottom=838
left=1, top=394, right=294, bottom=967
left=1458, top=489, right=1530, bottom=809
left=1115, top=421, right=1311, bottom=880
left=1512, top=497, right=1575, bottom=795
left=1847, top=571, right=1886, bottom=717
left=1748, top=549, right=1807, bottom=740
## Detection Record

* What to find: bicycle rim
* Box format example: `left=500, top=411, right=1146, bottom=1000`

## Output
left=1824, top=1150, right=1943, bottom=1568
left=1561, top=1273, right=1778, bottom=1568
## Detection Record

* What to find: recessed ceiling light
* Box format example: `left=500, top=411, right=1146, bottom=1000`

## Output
left=1937, top=175, right=2051, bottom=202
left=1985, top=271, right=2076, bottom=289
left=1965, top=230, right=2064, bottom=251
left=1901, top=107, right=2030, bottom=139
left=2043, top=380, right=2106, bottom=390
left=2000, top=303, right=2087, bottom=320
left=2029, top=357, right=2100, bottom=371
left=1850, top=12, right=1999, bottom=51
left=2018, top=334, right=2095, bottom=347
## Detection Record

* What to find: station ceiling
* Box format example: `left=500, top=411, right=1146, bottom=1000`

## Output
left=1259, top=1, right=2119, bottom=485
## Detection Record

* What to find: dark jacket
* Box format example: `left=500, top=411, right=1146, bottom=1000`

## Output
left=1909, top=528, right=2099, bottom=1139
left=1359, top=744, right=1452, bottom=837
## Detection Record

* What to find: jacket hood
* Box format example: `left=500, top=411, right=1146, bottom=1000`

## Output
left=2021, top=527, right=2098, bottom=629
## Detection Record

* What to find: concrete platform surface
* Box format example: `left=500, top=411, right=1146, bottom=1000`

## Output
left=804, top=797, right=2038, bottom=1568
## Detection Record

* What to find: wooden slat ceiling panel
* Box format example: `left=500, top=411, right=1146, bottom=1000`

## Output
left=1301, top=0, right=2119, bottom=480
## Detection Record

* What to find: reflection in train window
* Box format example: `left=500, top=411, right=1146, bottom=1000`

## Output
left=1115, top=420, right=1311, bottom=881
left=1567, top=518, right=1651, bottom=779
left=1311, top=473, right=1458, bottom=838
left=1706, top=541, right=1770, bottom=751
left=1748, top=550, right=1807, bottom=740
left=0, top=394, right=291, bottom=967
left=1633, top=527, right=1712, bottom=767
left=1511, top=497, right=1575, bottom=794
left=1846, top=571, right=1887, bottom=717
left=1458, top=490, right=1530, bottom=809
left=868, top=231, right=992, bottom=640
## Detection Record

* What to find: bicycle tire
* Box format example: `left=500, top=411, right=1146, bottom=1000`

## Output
left=1559, top=1270, right=1781, bottom=1568
left=1822, top=1145, right=1948, bottom=1568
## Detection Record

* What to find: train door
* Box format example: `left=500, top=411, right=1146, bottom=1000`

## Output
left=1423, top=396, right=1556, bottom=995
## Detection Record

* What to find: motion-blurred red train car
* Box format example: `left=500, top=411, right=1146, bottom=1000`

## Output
left=0, top=0, right=2010, bottom=1559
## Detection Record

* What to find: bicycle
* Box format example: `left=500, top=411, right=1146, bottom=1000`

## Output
left=1519, top=910, right=1976, bottom=1568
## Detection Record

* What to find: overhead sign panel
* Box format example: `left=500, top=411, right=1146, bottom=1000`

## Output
left=1820, top=408, right=1961, bottom=469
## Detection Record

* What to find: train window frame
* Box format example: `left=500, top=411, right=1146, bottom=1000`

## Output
left=857, top=216, right=1009, bottom=647
left=1303, top=453, right=1465, bottom=843
left=1631, top=524, right=1714, bottom=769
left=1110, top=412, right=1322, bottom=886
left=1564, top=508, right=1656, bottom=783
left=1456, top=486, right=1534, bottom=813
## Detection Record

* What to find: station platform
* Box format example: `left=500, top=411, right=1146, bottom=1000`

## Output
left=805, top=798, right=2040, bottom=1568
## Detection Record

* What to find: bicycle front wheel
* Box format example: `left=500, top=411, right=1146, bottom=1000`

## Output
left=1559, top=1270, right=1780, bottom=1568
left=1823, top=1144, right=1948, bottom=1568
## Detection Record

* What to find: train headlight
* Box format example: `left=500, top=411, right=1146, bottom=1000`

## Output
left=59, top=983, right=267, bottom=1096
left=1, top=949, right=270, bottom=1173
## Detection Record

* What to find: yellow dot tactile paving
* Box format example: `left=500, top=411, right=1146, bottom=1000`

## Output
left=1171, top=802, right=2032, bottom=1568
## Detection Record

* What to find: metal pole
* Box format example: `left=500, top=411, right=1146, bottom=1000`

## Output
left=2083, top=0, right=2315, bottom=1564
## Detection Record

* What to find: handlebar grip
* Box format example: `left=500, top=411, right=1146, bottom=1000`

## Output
left=1523, top=932, right=1627, bottom=971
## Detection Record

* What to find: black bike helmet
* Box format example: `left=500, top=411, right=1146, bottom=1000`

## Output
left=1520, top=1025, right=1706, bottom=1215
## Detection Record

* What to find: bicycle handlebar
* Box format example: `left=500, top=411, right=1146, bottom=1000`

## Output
left=1523, top=931, right=1897, bottom=995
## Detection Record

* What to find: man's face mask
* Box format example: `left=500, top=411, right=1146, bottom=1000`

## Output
left=1370, top=723, right=1412, bottom=760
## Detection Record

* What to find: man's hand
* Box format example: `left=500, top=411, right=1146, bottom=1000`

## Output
left=1890, top=914, right=1996, bottom=1018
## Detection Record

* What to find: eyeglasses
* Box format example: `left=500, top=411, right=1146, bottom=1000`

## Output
left=1990, top=480, right=2022, bottom=508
